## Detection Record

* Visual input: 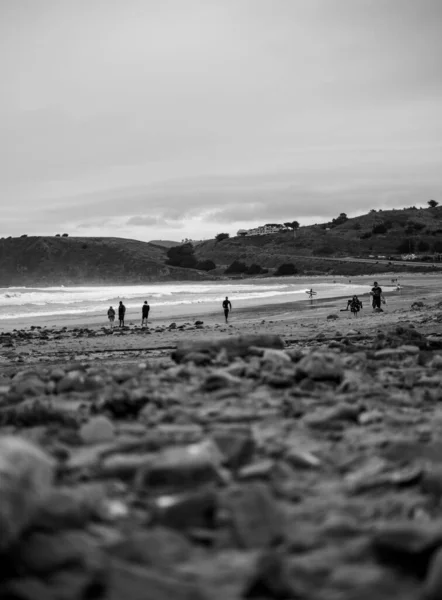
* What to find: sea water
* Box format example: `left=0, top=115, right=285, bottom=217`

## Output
left=0, top=279, right=391, bottom=321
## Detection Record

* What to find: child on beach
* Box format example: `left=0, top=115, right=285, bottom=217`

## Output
left=141, top=301, right=150, bottom=326
left=222, top=297, right=232, bottom=323
left=107, top=306, right=115, bottom=327
left=118, top=301, right=126, bottom=327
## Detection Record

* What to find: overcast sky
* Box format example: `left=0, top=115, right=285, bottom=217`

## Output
left=1, top=0, right=441, bottom=241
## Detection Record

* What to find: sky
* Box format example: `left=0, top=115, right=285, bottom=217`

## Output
left=1, top=0, right=441, bottom=242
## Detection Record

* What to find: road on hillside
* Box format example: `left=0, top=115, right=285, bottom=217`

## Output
left=292, top=255, right=442, bottom=269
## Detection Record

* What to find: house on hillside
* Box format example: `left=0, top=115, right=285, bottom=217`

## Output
left=237, top=224, right=288, bottom=237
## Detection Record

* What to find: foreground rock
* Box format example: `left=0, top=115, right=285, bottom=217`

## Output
left=1, top=325, right=442, bottom=599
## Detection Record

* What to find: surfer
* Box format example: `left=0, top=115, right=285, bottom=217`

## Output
left=107, top=306, right=115, bottom=327
left=118, top=300, right=126, bottom=327
left=222, top=296, right=232, bottom=323
left=141, top=301, right=150, bottom=326
left=306, top=288, right=316, bottom=300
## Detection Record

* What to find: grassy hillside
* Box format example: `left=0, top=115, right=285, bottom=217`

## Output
left=194, top=206, right=442, bottom=273
left=0, top=236, right=213, bottom=286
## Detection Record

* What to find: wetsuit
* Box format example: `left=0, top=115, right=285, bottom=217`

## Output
left=371, top=286, right=383, bottom=309
left=118, top=304, right=126, bottom=326
left=222, top=299, right=232, bottom=322
left=142, top=303, right=150, bottom=324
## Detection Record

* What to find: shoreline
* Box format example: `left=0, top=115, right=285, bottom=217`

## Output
left=0, top=272, right=438, bottom=334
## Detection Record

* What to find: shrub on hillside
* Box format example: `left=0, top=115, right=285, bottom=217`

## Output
left=275, top=263, right=297, bottom=276
left=315, top=244, right=335, bottom=255
left=166, top=243, right=197, bottom=268
left=433, top=240, right=442, bottom=253
left=196, top=259, right=216, bottom=271
left=397, top=238, right=415, bottom=253
left=372, top=223, right=387, bottom=234
left=418, top=240, right=430, bottom=252
left=352, top=222, right=361, bottom=230
left=225, top=260, right=248, bottom=274
left=247, top=263, right=264, bottom=275
left=360, top=232, right=372, bottom=239
left=62, top=233, right=69, bottom=237
left=215, top=233, right=229, bottom=242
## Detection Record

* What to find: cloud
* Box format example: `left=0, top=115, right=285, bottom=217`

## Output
left=126, top=215, right=184, bottom=228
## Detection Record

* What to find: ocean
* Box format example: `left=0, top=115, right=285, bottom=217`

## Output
left=0, top=279, right=392, bottom=322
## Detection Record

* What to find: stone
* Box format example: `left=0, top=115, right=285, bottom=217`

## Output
left=261, top=349, right=292, bottom=364
left=108, top=559, right=209, bottom=600
left=0, top=436, right=54, bottom=550
left=109, top=527, right=192, bottom=568
left=79, top=416, right=115, bottom=445
left=172, top=335, right=284, bottom=364
left=242, top=550, right=298, bottom=599
left=219, top=483, right=284, bottom=549
left=372, top=521, right=442, bottom=578
left=295, top=352, right=344, bottom=382
left=135, top=440, right=224, bottom=493
left=151, top=489, right=217, bottom=531
left=11, top=375, right=47, bottom=398
left=211, top=430, right=256, bottom=470
left=423, top=545, right=442, bottom=600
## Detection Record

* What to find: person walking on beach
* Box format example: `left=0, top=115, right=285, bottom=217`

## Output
left=118, top=301, right=126, bottom=327
left=306, top=288, right=317, bottom=301
left=370, top=281, right=383, bottom=312
left=347, top=295, right=363, bottom=317
left=107, top=306, right=115, bottom=327
left=141, top=301, right=150, bottom=326
left=222, top=296, right=232, bottom=323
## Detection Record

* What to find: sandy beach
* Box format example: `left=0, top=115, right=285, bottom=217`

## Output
left=1, top=271, right=442, bottom=599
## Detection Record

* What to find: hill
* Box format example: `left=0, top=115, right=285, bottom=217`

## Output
left=148, top=240, right=181, bottom=249
left=0, top=236, right=213, bottom=286
left=194, top=205, right=442, bottom=274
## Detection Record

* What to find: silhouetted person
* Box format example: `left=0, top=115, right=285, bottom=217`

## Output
left=347, top=295, right=363, bottom=317
left=370, top=281, right=383, bottom=311
left=118, top=301, right=126, bottom=327
left=222, top=296, right=232, bottom=323
left=142, top=301, right=150, bottom=326
left=107, top=306, right=115, bottom=327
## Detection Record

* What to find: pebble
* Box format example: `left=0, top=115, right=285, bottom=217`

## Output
left=0, top=436, right=54, bottom=550
left=79, top=416, right=115, bottom=445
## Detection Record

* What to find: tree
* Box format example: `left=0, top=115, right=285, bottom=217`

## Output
left=215, top=233, right=229, bottom=242
left=196, top=259, right=216, bottom=271
left=225, top=260, right=248, bottom=274
left=283, top=221, right=300, bottom=237
left=62, top=233, right=69, bottom=237
left=331, top=213, right=348, bottom=227
left=166, top=243, right=197, bottom=268
left=275, top=263, right=297, bottom=276
left=418, top=240, right=430, bottom=252
left=397, top=238, right=415, bottom=253
left=428, top=199, right=439, bottom=208
left=247, top=263, right=264, bottom=275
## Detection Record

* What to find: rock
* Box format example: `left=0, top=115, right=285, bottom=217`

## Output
left=108, top=558, right=209, bottom=600
left=109, top=527, right=192, bottom=568
left=0, top=436, right=54, bottom=550
left=372, top=521, right=442, bottom=578
left=135, top=440, right=224, bottom=493
left=151, top=489, right=217, bottom=531
left=285, top=447, right=321, bottom=469
left=172, top=335, right=284, bottom=364
left=423, top=545, right=442, bottom=600
left=211, top=429, right=256, bottom=470
left=327, top=314, right=339, bottom=320
left=295, top=352, right=344, bottom=382
left=79, top=416, right=115, bottom=445
left=10, top=375, right=47, bottom=398
left=219, top=483, right=284, bottom=549
left=56, top=371, right=86, bottom=393
left=242, top=550, right=298, bottom=599
left=261, top=349, right=291, bottom=364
